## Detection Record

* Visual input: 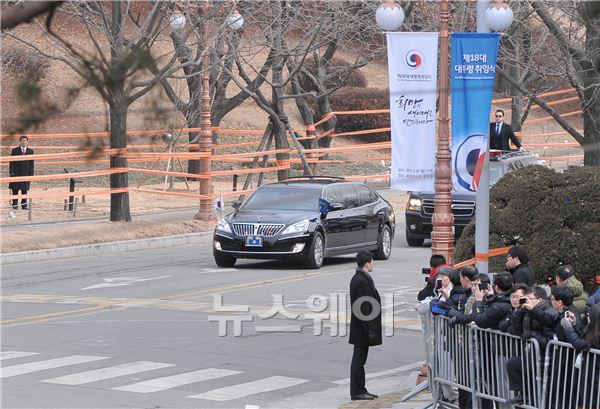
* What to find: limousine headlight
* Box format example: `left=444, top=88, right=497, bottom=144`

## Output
left=282, top=219, right=309, bottom=235
left=407, top=198, right=423, bottom=212
left=216, top=218, right=232, bottom=233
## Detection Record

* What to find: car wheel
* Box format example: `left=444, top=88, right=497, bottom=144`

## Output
left=406, top=229, right=424, bottom=247
left=214, top=255, right=236, bottom=267
left=374, top=225, right=392, bottom=260
left=305, top=232, right=324, bottom=269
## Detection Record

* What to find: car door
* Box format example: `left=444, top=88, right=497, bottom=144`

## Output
left=336, top=185, right=366, bottom=247
left=355, top=185, right=380, bottom=245
left=321, top=187, right=347, bottom=250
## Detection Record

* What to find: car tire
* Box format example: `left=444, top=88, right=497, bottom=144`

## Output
left=214, top=255, right=237, bottom=267
left=305, top=232, right=325, bottom=269
left=374, top=224, right=392, bottom=260
left=406, top=229, right=424, bottom=247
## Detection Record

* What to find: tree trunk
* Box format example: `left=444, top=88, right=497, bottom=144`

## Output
left=109, top=100, right=131, bottom=221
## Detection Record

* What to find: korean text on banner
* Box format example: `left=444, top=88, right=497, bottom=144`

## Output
left=450, top=33, right=499, bottom=193
left=387, top=32, right=439, bottom=192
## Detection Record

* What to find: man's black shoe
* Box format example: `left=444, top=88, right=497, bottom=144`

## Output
left=365, top=392, right=378, bottom=398
left=506, top=394, right=524, bottom=405
left=351, top=393, right=375, bottom=401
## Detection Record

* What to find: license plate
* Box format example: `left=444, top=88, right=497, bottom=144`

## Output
left=245, top=235, right=263, bottom=247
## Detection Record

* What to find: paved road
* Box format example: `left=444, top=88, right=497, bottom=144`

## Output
left=1, top=223, right=433, bottom=408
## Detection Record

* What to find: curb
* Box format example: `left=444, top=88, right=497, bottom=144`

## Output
left=1, top=232, right=214, bottom=265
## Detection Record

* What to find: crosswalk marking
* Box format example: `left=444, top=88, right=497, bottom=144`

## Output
left=41, top=361, right=175, bottom=385
left=0, top=355, right=108, bottom=379
left=0, top=351, right=40, bottom=361
left=333, top=361, right=423, bottom=385
left=114, top=368, right=242, bottom=393
left=187, top=376, right=308, bottom=401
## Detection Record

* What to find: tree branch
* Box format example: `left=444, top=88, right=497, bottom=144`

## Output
left=1, top=1, right=63, bottom=30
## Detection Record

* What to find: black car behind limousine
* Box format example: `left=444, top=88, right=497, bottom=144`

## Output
left=213, top=177, right=395, bottom=269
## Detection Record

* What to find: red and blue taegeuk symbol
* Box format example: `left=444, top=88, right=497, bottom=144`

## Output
left=405, top=50, right=423, bottom=69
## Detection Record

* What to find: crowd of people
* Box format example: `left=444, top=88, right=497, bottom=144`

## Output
left=416, top=247, right=600, bottom=409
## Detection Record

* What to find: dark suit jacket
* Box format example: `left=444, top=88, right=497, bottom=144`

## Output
left=489, top=122, right=522, bottom=151
left=349, top=268, right=382, bottom=347
left=9, top=146, right=35, bottom=191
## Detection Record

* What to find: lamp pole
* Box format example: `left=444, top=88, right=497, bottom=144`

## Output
left=376, top=0, right=512, bottom=265
left=195, top=0, right=215, bottom=221
left=431, top=0, right=455, bottom=264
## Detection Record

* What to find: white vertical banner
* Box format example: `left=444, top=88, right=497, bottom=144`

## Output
left=387, top=32, right=439, bottom=192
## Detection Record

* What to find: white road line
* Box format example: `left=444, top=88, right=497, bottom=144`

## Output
left=187, top=376, right=309, bottom=401
left=332, top=361, right=423, bottom=385
left=199, top=268, right=238, bottom=274
left=0, top=351, right=40, bottom=361
left=114, top=368, right=242, bottom=393
left=41, top=361, right=174, bottom=385
left=0, top=355, right=108, bottom=379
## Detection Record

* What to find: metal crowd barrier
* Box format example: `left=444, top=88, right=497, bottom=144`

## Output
left=542, top=340, right=600, bottom=409
left=419, top=314, right=542, bottom=409
left=417, top=313, right=600, bottom=409
left=471, top=325, right=542, bottom=409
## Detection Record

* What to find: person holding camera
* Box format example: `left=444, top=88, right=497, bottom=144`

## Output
left=417, top=255, right=451, bottom=301
left=472, top=273, right=514, bottom=330
left=506, top=286, right=555, bottom=404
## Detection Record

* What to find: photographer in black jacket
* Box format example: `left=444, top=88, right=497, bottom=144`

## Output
left=506, top=286, right=555, bottom=404
left=472, top=273, right=514, bottom=330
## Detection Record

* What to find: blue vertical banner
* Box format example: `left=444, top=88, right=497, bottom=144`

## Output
left=451, top=33, right=499, bottom=193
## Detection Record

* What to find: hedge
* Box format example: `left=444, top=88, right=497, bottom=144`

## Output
left=326, top=87, right=390, bottom=142
left=454, top=165, right=600, bottom=290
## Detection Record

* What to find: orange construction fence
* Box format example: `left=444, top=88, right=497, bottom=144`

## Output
left=453, top=246, right=511, bottom=269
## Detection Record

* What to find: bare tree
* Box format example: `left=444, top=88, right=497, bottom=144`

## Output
left=496, top=1, right=600, bottom=166
left=150, top=2, right=274, bottom=174
left=6, top=1, right=201, bottom=220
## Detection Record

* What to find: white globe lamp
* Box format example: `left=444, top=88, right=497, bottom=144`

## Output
left=226, top=10, right=244, bottom=30
left=376, top=0, right=405, bottom=31
left=169, top=11, right=186, bottom=30
left=485, top=1, right=514, bottom=32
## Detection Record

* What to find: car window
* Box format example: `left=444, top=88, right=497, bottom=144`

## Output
left=334, top=186, right=359, bottom=209
left=241, top=187, right=321, bottom=211
left=325, top=188, right=339, bottom=203
left=355, top=185, right=378, bottom=206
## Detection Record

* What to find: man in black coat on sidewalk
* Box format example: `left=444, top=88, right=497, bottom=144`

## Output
left=9, top=135, right=35, bottom=210
left=349, top=251, right=382, bottom=401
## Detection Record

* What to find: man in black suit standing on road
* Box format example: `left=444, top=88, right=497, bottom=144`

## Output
left=349, top=250, right=382, bottom=401
left=489, top=109, right=526, bottom=152
left=9, top=135, right=35, bottom=210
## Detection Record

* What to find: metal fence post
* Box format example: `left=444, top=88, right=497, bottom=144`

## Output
left=73, top=197, right=78, bottom=218
left=28, top=198, right=32, bottom=221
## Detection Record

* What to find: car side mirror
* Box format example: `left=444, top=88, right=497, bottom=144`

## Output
left=329, top=202, right=343, bottom=211
left=231, top=200, right=242, bottom=210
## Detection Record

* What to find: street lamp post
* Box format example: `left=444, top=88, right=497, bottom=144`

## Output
left=430, top=0, right=455, bottom=264
left=171, top=2, right=243, bottom=221
left=377, top=0, right=513, bottom=265
left=195, top=0, right=214, bottom=221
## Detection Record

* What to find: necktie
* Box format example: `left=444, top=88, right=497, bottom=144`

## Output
left=496, top=123, right=501, bottom=135
left=22, top=148, right=26, bottom=154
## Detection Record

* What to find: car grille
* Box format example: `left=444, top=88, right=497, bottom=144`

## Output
left=422, top=199, right=475, bottom=217
left=231, top=223, right=285, bottom=237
